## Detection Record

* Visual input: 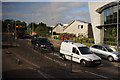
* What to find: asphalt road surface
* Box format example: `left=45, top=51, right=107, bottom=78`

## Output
left=2, top=32, right=120, bottom=80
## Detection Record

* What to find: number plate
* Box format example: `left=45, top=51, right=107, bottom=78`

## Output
left=95, top=61, right=100, bottom=63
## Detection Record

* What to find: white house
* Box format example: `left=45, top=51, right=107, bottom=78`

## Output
left=53, top=20, right=93, bottom=38
left=53, top=23, right=68, bottom=34
left=64, top=20, right=93, bottom=38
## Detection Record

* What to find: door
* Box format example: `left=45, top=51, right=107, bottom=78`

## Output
left=72, top=47, right=80, bottom=63
left=91, top=45, right=99, bottom=53
left=97, top=46, right=107, bottom=58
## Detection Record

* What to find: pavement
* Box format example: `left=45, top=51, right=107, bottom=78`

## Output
left=2, top=46, right=52, bottom=79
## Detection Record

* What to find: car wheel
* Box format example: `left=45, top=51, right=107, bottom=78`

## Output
left=36, top=43, right=39, bottom=47
left=61, top=54, right=66, bottom=60
left=81, top=60, right=87, bottom=67
left=108, top=56, right=114, bottom=62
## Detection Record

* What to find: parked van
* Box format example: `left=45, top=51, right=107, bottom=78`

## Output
left=60, top=41, right=101, bottom=66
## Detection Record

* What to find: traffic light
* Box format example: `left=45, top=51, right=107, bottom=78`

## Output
left=16, top=26, right=19, bottom=28
left=8, top=26, right=10, bottom=29
left=7, top=24, right=11, bottom=31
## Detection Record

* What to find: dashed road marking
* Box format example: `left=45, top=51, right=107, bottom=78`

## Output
left=85, top=71, right=108, bottom=79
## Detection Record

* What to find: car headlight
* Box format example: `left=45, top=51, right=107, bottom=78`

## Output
left=87, top=58, right=94, bottom=61
left=41, top=45, right=45, bottom=47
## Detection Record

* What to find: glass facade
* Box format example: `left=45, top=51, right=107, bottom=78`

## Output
left=100, top=4, right=120, bottom=46
left=101, top=5, right=119, bottom=25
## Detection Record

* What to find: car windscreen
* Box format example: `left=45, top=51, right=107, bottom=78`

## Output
left=78, top=47, right=92, bottom=55
left=39, top=38, right=50, bottom=43
left=104, top=46, right=113, bottom=52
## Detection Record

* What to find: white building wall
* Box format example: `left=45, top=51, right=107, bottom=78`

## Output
left=53, top=25, right=63, bottom=33
left=88, top=1, right=110, bottom=44
left=64, top=20, right=88, bottom=37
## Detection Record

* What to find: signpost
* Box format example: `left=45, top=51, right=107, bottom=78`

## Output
left=70, top=54, right=73, bottom=73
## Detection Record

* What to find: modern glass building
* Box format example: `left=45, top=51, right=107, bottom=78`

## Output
left=89, top=1, right=120, bottom=46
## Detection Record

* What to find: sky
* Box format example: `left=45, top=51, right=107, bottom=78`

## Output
left=1, top=0, right=116, bottom=2
left=2, top=2, right=91, bottom=26
left=2, top=0, right=116, bottom=26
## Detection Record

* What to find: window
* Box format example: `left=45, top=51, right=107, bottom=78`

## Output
left=72, top=47, right=79, bottom=55
left=81, top=25, right=83, bottom=29
left=104, top=46, right=113, bottom=52
left=92, top=45, right=98, bottom=49
left=78, top=25, right=83, bottom=29
left=78, top=25, right=80, bottom=29
left=78, top=47, right=92, bottom=55
left=98, top=46, right=106, bottom=51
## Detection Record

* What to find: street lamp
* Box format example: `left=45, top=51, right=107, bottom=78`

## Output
left=49, top=26, right=54, bottom=39
left=117, top=1, right=119, bottom=52
left=32, top=11, right=34, bottom=32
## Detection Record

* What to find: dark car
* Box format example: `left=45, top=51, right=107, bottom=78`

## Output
left=25, top=33, right=31, bottom=39
left=32, top=34, right=39, bottom=39
left=31, top=34, right=39, bottom=42
left=31, top=37, right=54, bottom=51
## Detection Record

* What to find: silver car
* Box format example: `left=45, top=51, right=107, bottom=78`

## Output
left=90, top=44, right=120, bottom=62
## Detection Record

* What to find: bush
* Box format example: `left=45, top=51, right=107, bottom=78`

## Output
left=53, top=36, right=58, bottom=39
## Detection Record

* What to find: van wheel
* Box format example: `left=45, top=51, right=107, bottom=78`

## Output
left=81, top=60, right=87, bottom=67
left=61, top=55, right=66, bottom=60
left=108, top=56, right=114, bottom=62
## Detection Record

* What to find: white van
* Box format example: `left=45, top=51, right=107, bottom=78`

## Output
left=60, top=41, right=101, bottom=66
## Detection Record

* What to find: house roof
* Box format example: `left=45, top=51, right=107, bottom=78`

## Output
left=63, top=20, right=90, bottom=31
left=53, top=20, right=90, bottom=31
left=52, top=23, right=63, bottom=30
left=53, top=23, right=69, bottom=30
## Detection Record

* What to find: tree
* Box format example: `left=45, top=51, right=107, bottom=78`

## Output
left=28, top=22, right=37, bottom=31
left=35, top=26, right=49, bottom=37
left=2, top=19, right=14, bottom=32
left=20, top=21, right=27, bottom=28
left=38, top=22, right=46, bottom=27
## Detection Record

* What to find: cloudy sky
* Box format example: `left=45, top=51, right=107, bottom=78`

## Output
left=2, top=2, right=91, bottom=26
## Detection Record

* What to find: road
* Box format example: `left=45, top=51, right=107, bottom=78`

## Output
left=2, top=32, right=120, bottom=80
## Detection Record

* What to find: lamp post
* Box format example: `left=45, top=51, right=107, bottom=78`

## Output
left=32, top=11, right=34, bottom=32
left=117, top=1, right=119, bottom=52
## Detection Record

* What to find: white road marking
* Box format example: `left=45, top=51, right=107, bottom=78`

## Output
left=85, top=71, right=108, bottom=79
left=7, top=48, right=53, bottom=79
left=9, top=50, right=40, bottom=69
left=33, top=49, right=67, bottom=67
left=44, top=55, right=67, bottom=67
left=28, top=67, right=49, bottom=79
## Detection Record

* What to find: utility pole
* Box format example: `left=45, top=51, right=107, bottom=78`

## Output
left=117, top=1, right=119, bottom=52
left=32, top=11, right=34, bottom=32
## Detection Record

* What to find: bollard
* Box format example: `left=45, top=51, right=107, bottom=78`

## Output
left=16, top=58, right=21, bottom=65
